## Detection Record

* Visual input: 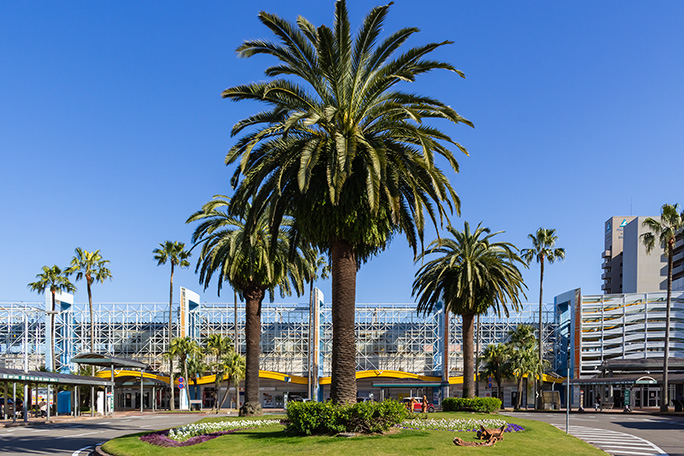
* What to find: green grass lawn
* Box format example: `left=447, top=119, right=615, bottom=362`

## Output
left=102, top=412, right=605, bottom=456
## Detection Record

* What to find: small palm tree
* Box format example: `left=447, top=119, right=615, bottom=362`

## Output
left=216, top=352, right=246, bottom=411
left=224, top=0, right=472, bottom=404
left=521, top=227, right=564, bottom=407
left=66, top=248, right=112, bottom=357
left=480, top=343, right=510, bottom=404
left=413, top=222, right=527, bottom=398
left=168, top=336, right=200, bottom=409
left=507, top=324, right=538, bottom=410
left=204, top=333, right=233, bottom=412
left=28, top=265, right=76, bottom=371
left=188, top=196, right=311, bottom=416
left=186, top=350, right=208, bottom=402
left=641, top=203, right=684, bottom=412
left=153, top=240, right=191, bottom=410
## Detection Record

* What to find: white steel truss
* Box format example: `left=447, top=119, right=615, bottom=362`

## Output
left=0, top=301, right=556, bottom=376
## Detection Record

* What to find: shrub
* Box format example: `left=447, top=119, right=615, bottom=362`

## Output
left=441, top=397, right=501, bottom=413
left=286, top=400, right=407, bottom=435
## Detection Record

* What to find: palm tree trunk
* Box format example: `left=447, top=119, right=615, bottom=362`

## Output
left=497, top=377, right=503, bottom=407
left=516, top=376, right=523, bottom=409
left=50, top=290, right=56, bottom=371
left=169, top=262, right=175, bottom=410
left=330, top=239, right=357, bottom=405
left=661, top=243, right=673, bottom=412
left=475, top=314, right=480, bottom=397
left=241, top=285, right=264, bottom=416
left=235, top=374, right=241, bottom=411
left=219, top=379, right=231, bottom=411
left=462, top=313, right=475, bottom=398
left=87, top=279, right=94, bottom=353
left=537, top=257, right=545, bottom=409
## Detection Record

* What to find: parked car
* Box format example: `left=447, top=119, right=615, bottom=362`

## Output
left=402, top=397, right=435, bottom=412
left=287, top=395, right=311, bottom=402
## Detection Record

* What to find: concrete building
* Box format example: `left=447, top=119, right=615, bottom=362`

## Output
left=602, top=216, right=669, bottom=294
left=555, top=289, right=684, bottom=409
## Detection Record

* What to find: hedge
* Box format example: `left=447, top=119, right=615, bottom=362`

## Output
left=286, top=400, right=407, bottom=435
left=441, top=397, right=502, bottom=413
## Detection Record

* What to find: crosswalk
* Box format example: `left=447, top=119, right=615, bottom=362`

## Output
left=553, top=425, right=667, bottom=456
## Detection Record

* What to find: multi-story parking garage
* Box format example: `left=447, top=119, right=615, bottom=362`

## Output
left=556, top=289, right=684, bottom=409
left=0, top=290, right=557, bottom=410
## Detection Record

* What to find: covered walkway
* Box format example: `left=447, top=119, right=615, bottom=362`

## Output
left=0, top=367, right=113, bottom=424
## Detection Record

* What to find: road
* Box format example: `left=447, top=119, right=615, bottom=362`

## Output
left=502, top=411, right=684, bottom=456
left=0, top=413, right=204, bottom=456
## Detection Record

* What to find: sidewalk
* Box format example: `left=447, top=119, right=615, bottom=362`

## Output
left=0, top=409, right=215, bottom=428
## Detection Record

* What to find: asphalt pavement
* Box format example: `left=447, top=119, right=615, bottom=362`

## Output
left=0, top=412, right=206, bottom=456
left=502, top=410, right=684, bottom=456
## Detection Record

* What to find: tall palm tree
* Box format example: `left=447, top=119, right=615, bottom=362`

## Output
left=507, top=324, right=537, bottom=410
left=188, top=196, right=311, bottom=415
left=480, top=343, right=510, bottom=404
left=641, top=203, right=684, bottom=412
left=412, top=222, right=527, bottom=398
left=223, top=0, right=472, bottom=404
left=521, top=227, right=564, bottom=407
left=66, top=248, right=112, bottom=358
left=168, top=336, right=200, bottom=409
left=28, top=265, right=76, bottom=371
left=153, top=241, right=191, bottom=410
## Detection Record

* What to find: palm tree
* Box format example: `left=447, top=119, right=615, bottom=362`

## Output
left=186, top=352, right=207, bottom=402
left=216, top=352, right=246, bottom=411
left=412, top=222, right=527, bottom=398
left=641, top=203, right=684, bottom=412
left=521, top=227, right=564, bottom=407
left=153, top=241, right=191, bottom=410
left=66, top=248, right=112, bottom=358
left=28, top=265, right=76, bottom=371
left=480, top=343, right=510, bottom=405
left=188, top=196, right=311, bottom=415
left=168, top=336, right=200, bottom=409
left=223, top=0, right=472, bottom=404
left=507, top=324, right=537, bottom=410
left=204, top=333, right=233, bottom=412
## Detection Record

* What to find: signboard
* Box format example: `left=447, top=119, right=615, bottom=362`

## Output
left=179, top=287, right=200, bottom=338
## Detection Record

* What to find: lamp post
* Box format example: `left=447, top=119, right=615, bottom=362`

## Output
left=21, top=306, right=59, bottom=423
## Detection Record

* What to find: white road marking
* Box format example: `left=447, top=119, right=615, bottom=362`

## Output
left=553, top=424, right=667, bottom=456
left=71, top=445, right=92, bottom=456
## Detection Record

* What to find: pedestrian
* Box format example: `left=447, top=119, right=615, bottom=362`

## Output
left=422, top=396, right=429, bottom=413
left=594, top=395, right=601, bottom=411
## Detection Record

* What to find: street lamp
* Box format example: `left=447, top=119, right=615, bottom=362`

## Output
left=21, top=306, right=59, bottom=423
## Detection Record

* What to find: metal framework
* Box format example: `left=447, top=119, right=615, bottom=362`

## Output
left=0, top=300, right=556, bottom=377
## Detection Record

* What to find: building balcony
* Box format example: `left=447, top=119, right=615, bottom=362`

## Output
left=602, top=250, right=612, bottom=259
left=601, top=271, right=611, bottom=280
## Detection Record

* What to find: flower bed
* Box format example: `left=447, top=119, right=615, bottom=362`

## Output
left=140, top=419, right=282, bottom=447
left=398, top=418, right=524, bottom=433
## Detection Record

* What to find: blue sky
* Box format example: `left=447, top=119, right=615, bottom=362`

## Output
left=2, top=1, right=683, bottom=306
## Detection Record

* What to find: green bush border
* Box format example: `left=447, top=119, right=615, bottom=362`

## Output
left=286, top=400, right=407, bottom=435
left=441, top=397, right=501, bottom=413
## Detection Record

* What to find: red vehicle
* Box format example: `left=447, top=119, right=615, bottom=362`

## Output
left=402, top=397, right=435, bottom=412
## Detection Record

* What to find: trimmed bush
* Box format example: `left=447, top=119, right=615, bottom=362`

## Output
left=442, top=397, right=501, bottom=413
left=286, top=400, right=407, bottom=435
